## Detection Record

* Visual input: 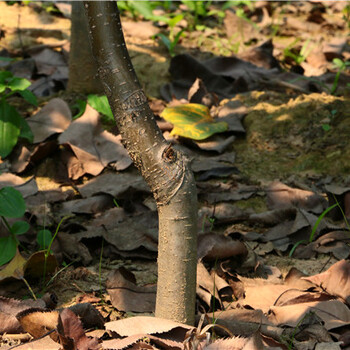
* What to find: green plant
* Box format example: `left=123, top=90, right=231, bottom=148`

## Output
left=156, top=14, right=185, bottom=56
left=117, top=0, right=169, bottom=22
left=0, top=187, right=29, bottom=266
left=39, top=215, right=71, bottom=290
left=289, top=199, right=347, bottom=257
left=331, top=58, right=350, bottom=95
left=0, top=70, right=36, bottom=159
left=322, top=109, right=337, bottom=132
left=283, top=39, right=313, bottom=66
left=343, top=4, right=350, bottom=30
left=181, top=0, right=212, bottom=25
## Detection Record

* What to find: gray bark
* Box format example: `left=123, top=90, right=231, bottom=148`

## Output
left=68, top=2, right=103, bottom=93
left=83, top=1, right=198, bottom=325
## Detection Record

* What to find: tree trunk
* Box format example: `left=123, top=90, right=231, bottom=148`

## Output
left=83, top=1, right=198, bottom=325
left=68, top=2, right=103, bottom=93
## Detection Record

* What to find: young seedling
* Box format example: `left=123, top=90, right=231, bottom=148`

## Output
left=289, top=195, right=348, bottom=257
left=155, top=14, right=185, bottom=57
left=39, top=215, right=71, bottom=291
left=331, top=58, right=350, bottom=95
left=283, top=39, right=313, bottom=66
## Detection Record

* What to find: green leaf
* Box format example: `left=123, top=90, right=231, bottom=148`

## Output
left=87, top=94, right=114, bottom=120
left=0, top=57, right=13, bottom=62
left=289, top=239, right=307, bottom=257
left=157, top=33, right=172, bottom=51
left=332, top=58, right=345, bottom=70
left=161, top=103, right=228, bottom=140
left=18, top=89, right=38, bottom=106
left=0, top=100, right=21, bottom=158
left=168, top=14, right=184, bottom=28
left=0, top=187, right=26, bottom=218
left=11, top=220, right=29, bottom=235
left=7, top=77, right=31, bottom=92
left=18, top=116, right=33, bottom=143
left=0, top=236, right=17, bottom=266
left=37, top=229, right=52, bottom=249
left=0, top=71, right=13, bottom=94
left=309, top=203, right=339, bottom=243
left=322, top=124, right=331, bottom=132
left=72, top=99, right=87, bottom=119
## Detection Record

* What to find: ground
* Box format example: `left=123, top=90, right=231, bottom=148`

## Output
left=0, top=1, right=350, bottom=349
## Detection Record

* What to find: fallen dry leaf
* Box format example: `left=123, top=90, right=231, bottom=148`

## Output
left=58, top=105, right=132, bottom=178
left=197, top=233, right=247, bottom=261
left=0, top=297, right=45, bottom=334
left=16, top=308, right=59, bottom=338
left=57, top=308, right=100, bottom=350
left=106, top=267, right=156, bottom=313
left=0, top=174, right=38, bottom=198
left=0, top=249, right=26, bottom=282
left=302, top=260, right=350, bottom=303
left=267, top=181, right=326, bottom=214
left=26, top=98, right=72, bottom=143
left=7, top=336, right=61, bottom=350
left=105, top=315, right=193, bottom=338
left=77, top=171, right=149, bottom=198
left=268, top=299, right=350, bottom=331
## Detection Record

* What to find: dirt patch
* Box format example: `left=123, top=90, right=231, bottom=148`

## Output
left=234, top=91, right=350, bottom=182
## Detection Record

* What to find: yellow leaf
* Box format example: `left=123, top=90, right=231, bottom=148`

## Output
left=161, top=103, right=228, bottom=140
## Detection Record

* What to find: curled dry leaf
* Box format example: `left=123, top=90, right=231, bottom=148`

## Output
left=196, top=261, right=221, bottom=309
left=267, top=181, right=326, bottom=214
left=57, top=308, right=100, bottom=350
left=0, top=296, right=45, bottom=334
left=268, top=299, right=350, bottom=331
left=302, top=260, right=350, bottom=303
left=16, top=308, right=59, bottom=338
left=197, top=233, right=247, bottom=261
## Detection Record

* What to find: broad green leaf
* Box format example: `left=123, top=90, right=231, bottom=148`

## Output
left=0, top=236, right=17, bottom=266
left=161, top=103, right=228, bottom=140
left=11, top=221, right=29, bottom=235
left=7, top=77, right=31, bottom=91
left=0, top=100, right=21, bottom=158
left=0, top=71, right=13, bottom=94
left=19, top=116, right=33, bottom=143
left=87, top=94, right=114, bottom=120
left=0, top=187, right=26, bottom=218
left=37, top=229, right=52, bottom=249
left=0, top=70, right=13, bottom=82
left=18, top=89, right=38, bottom=106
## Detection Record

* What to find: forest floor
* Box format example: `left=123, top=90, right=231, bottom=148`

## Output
left=0, top=1, right=350, bottom=349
